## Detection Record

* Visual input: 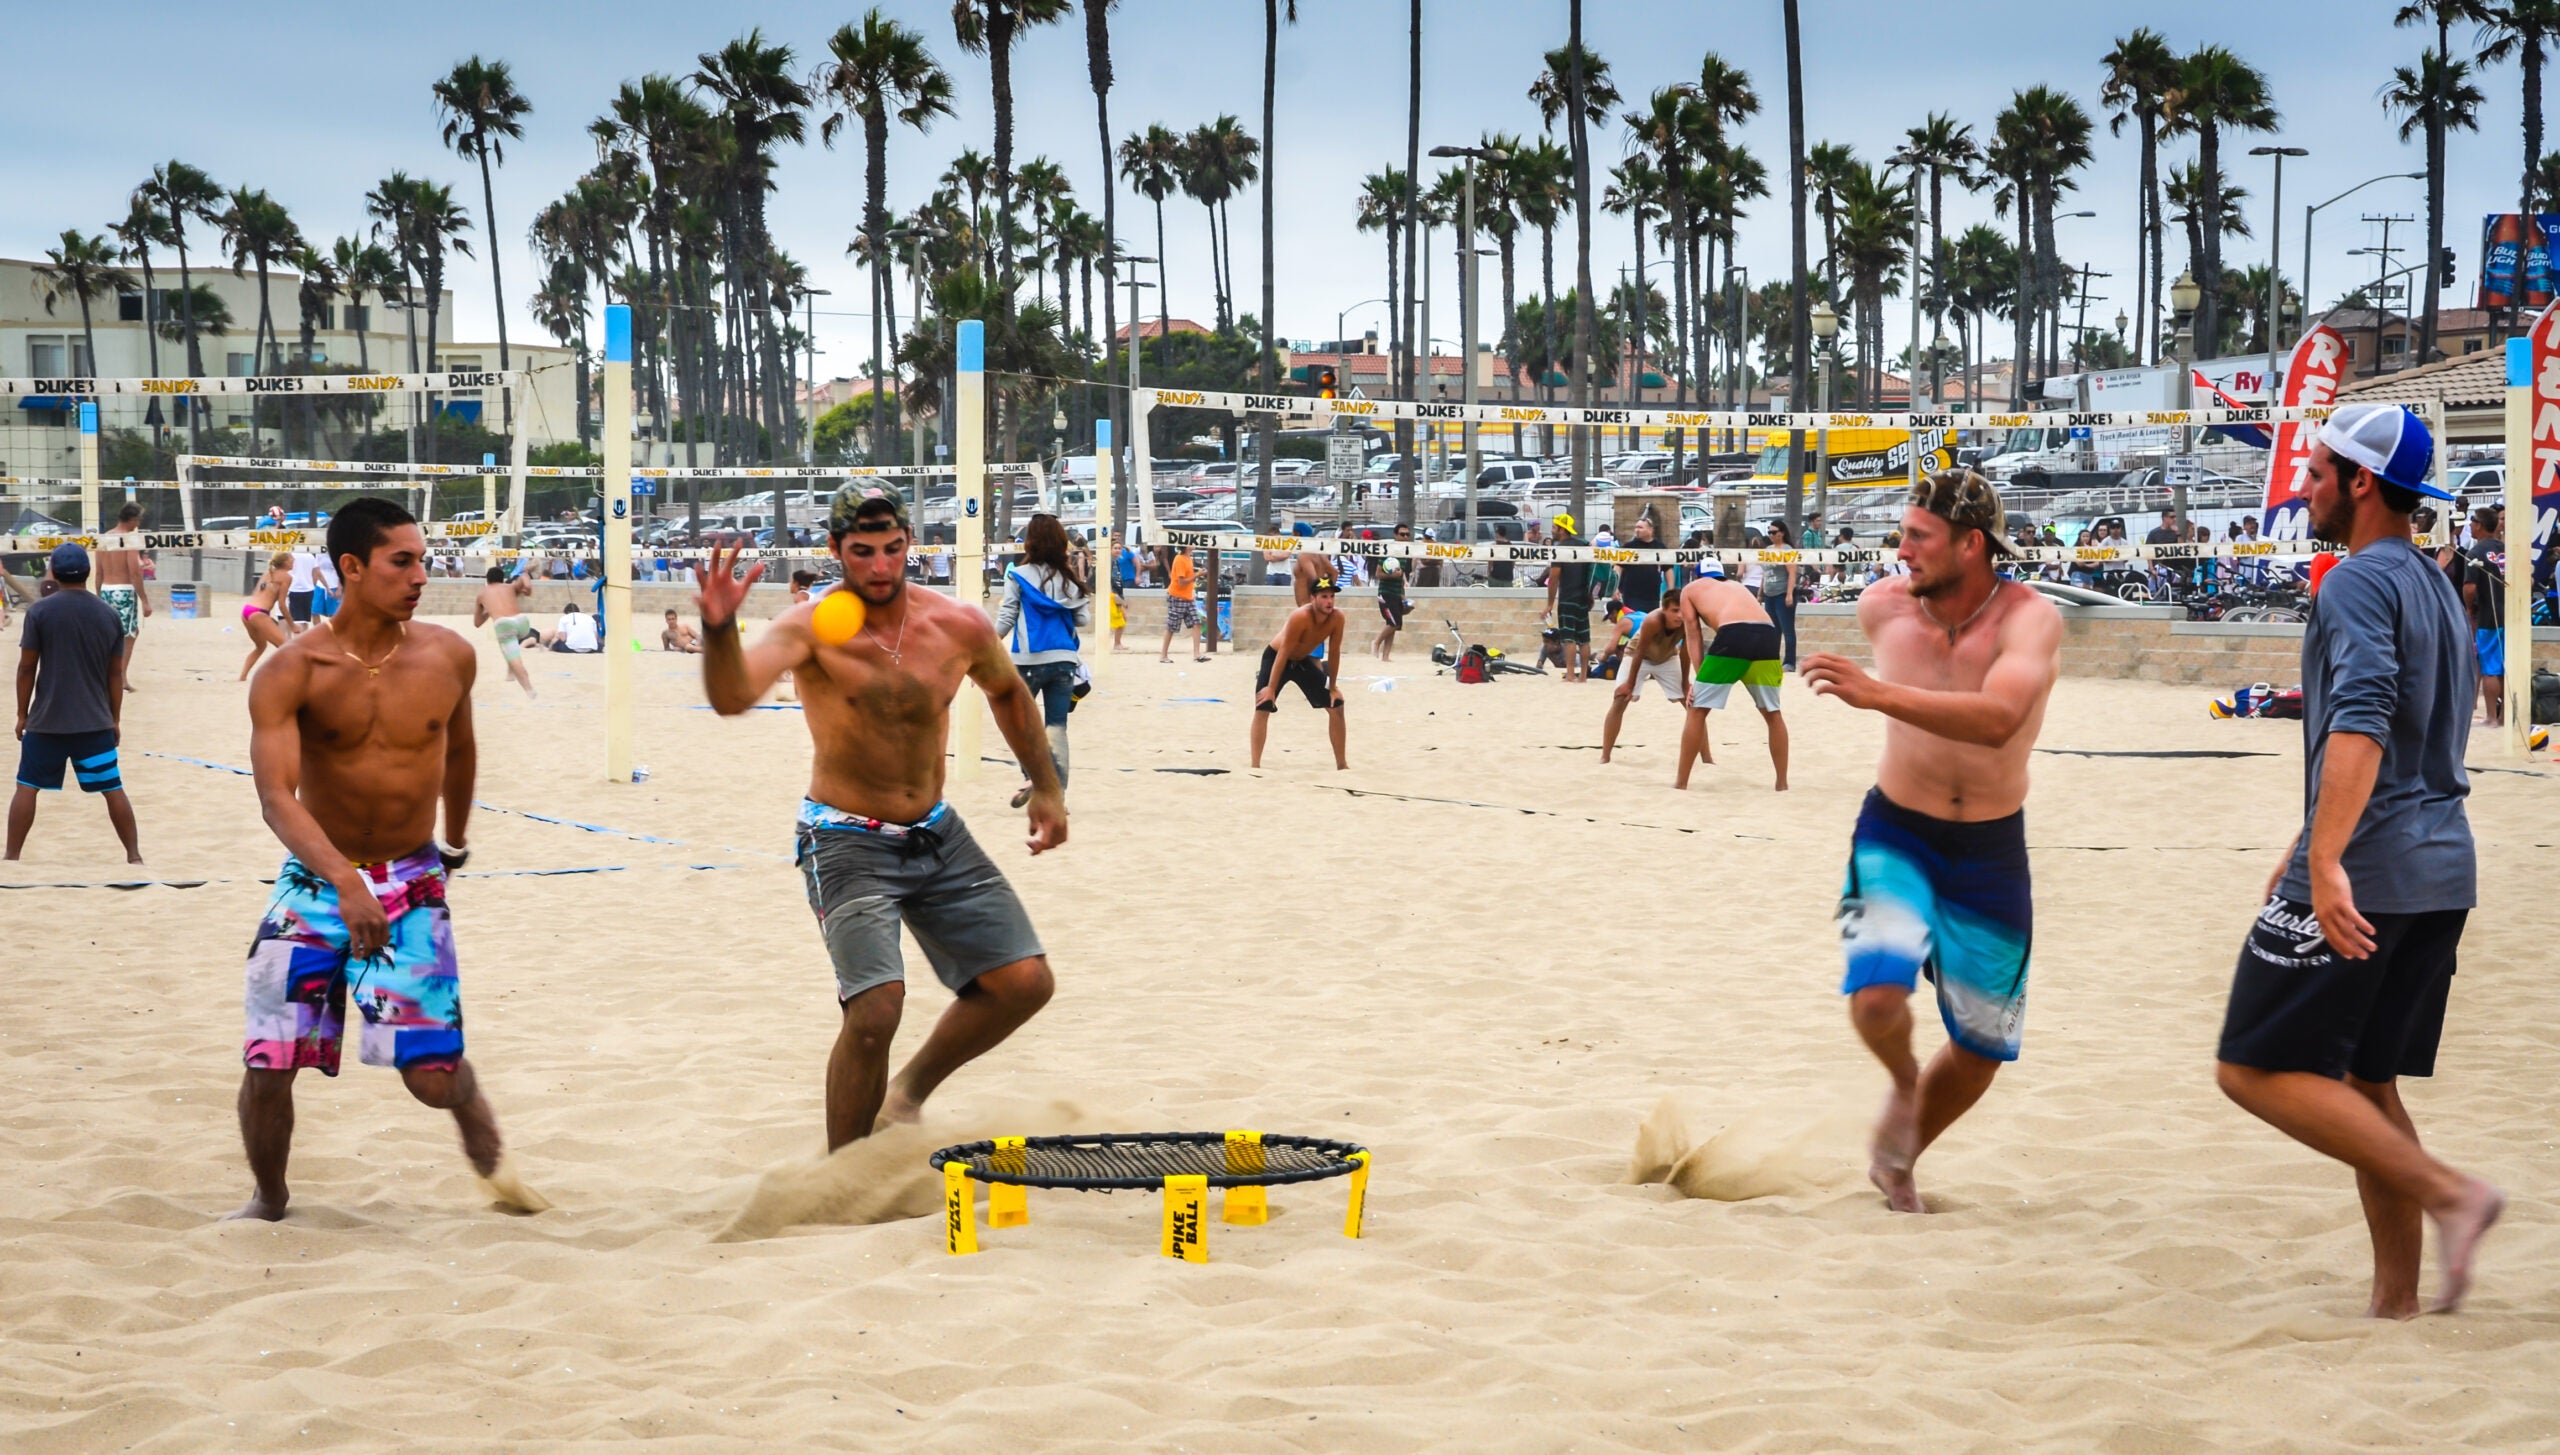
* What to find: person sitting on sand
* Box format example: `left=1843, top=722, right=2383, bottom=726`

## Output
left=472, top=568, right=538, bottom=696
left=662, top=609, right=702, bottom=653
left=1251, top=575, right=1347, bottom=770
left=1674, top=567, right=1790, bottom=792
left=229, top=497, right=543, bottom=1221
left=547, top=600, right=601, bottom=654
left=1600, top=594, right=1690, bottom=765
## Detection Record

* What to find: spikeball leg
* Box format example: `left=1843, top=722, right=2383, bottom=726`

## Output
left=989, top=1136, right=1029, bottom=1228
left=1161, top=1174, right=1209, bottom=1262
left=1343, top=1150, right=1372, bottom=1239
left=943, top=1162, right=978, bottom=1256
left=1223, top=1129, right=1268, bottom=1225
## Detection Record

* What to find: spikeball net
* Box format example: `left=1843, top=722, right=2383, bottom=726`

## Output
left=929, top=1131, right=1372, bottom=1262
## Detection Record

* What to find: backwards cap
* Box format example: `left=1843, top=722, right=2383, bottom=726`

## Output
left=2317, top=402, right=2449, bottom=500
left=826, top=486, right=910, bottom=534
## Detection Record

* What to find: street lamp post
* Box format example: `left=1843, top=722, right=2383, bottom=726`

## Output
left=1810, top=299, right=1840, bottom=538
left=2250, top=146, right=2309, bottom=402
left=2303, top=172, right=2426, bottom=343
left=1115, top=253, right=1156, bottom=526
left=889, top=225, right=945, bottom=482
left=2167, top=270, right=2202, bottom=529
left=1726, top=264, right=1748, bottom=453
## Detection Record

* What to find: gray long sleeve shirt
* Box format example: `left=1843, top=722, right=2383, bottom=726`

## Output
left=2278, top=535, right=2476, bottom=913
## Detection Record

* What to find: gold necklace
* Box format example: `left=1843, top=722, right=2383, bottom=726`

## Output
left=340, top=624, right=407, bottom=677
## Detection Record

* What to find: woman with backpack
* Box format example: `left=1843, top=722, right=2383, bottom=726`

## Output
left=994, top=514, right=1093, bottom=807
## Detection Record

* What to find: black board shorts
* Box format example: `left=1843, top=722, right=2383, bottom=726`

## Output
left=1255, top=647, right=1331, bottom=711
left=2218, top=895, right=2466, bottom=1081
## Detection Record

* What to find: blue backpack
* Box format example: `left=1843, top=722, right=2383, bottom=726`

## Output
left=1007, top=568, right=1082, bottom=656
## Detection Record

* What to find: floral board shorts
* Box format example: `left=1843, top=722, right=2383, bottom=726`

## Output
left=242, top=847, right=463, bottom=1075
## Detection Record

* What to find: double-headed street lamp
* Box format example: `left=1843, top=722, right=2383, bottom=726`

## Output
left=2249, top=145, right=2309, bottom=400
left=2303, top=171, right=2427, bottom=341
left=1809, top=299, right=1840, bottom=534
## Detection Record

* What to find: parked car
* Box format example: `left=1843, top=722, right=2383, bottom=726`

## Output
left=1183, top=461, right=1240, bottom=486
left=1472, top=459, right=1550, bottom=493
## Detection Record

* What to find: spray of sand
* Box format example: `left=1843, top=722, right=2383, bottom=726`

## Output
left=1628, top=1095, right=1854, bottom=1203
left=477, top=1157, right=553, bottom=1215
left=715, top=1097, right=1092, bottom=1242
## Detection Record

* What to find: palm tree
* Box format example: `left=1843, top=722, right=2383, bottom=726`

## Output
left=2101, top=29, right=2180, bottom=364
left=1987, top=86, right=2094, bottom=394
left=1183, top=118, right=1258, bottom=332
left=287, top=243, right=340, bottom=454
left=332, top=236, right=402, bottom=372
left=2163, top=48, right=2275, bottom=365
left=147, top=160, right=223, bottom=445
left=818, top=11, right=955, bottom=465
left=1118, top=125, right=1182, bottom=332
left=2479, top=3, right=2560, bottom=334
left=32, top=231, right=131, bottom=384
left=2536, top=149, right=2560, bottom=215
left=2384, top=49, right=2487, bottom=361
left=110, top=195, right=173, bottom=394
left=1397, top=0, right=1422, bottom=525
left=1627, top=91, right=1699, bottom=466
left=950, top=0, right=1075, bottom=303
left=695, top=30, right=811, bottom=463
left=1604, top=156, right=1665, bottom=407
left=1477, top=129, right=1528, bottom=426
left=1083, top=0, right=1123, bottom=522
left=1357, top=168, right=1411, bottom=386
left=1900, top=113, right=1979, bottom=403
left=218, top=187, right=303, bottom=443
left=1945, top=222, right=2017, bottom=402
left=1015, top=158, right=1073, bottom=305
left=1514, top=136, right=1572, bottom=424
left=434, top=57, right=533, bottom=438
left=1835, top=164, right=1912, bottom=402
left=1535, top=28, right=1615, bottom=509
left=2166, top=163, right=2252, bottom=314
left=1807, top=143, right=1859, bottom=294
left=1255, top=0, right=1299, bottom=532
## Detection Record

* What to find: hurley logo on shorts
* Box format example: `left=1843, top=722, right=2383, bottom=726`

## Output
left=2256, top=897, right=2328, bottom=957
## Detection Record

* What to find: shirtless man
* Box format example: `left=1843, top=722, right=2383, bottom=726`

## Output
left=470, top=567, right=538, bottom=697
left=230, top=497, right=542, bottom=1221
left=1251, top=575, right=1348, bottom=769
left=1800, top=470, right=2061, bottom=1213
left=1674, top=567, right=1790, bottom=791
left=696, top=490, right=1065, bottom=1152
left=660, top=609, right=702, bottom=653
left=1599, top=599, right=1689, bottom=765
left=94, top=503, right=152, bottom=682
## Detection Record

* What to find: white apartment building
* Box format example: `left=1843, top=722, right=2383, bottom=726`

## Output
left=1, top=256, right=580, bottom=477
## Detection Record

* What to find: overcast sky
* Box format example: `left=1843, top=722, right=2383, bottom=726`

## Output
left=2, top=0, right=2534, bottom=376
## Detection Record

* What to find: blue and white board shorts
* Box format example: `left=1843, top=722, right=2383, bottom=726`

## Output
left=1837, top=788, right=2034, bottom=1062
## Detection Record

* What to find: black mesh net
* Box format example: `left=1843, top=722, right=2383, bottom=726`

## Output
left=931, top=1132, right=1365, bottom=1191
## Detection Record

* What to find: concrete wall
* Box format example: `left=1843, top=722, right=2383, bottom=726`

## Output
left=1119, top=586, right=1560, bottom=657
left=144, top=576, right=799, bottom=622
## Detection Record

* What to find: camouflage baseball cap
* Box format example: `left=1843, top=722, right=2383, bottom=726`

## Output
left=826, top=486, right=909, bottom=535
left=1909, top=468, right=2014, bottom=557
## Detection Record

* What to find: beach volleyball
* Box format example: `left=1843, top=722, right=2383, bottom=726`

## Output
left=811, top=587, right=865, bottom=645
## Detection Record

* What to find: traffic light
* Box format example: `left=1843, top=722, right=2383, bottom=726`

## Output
left=2438, top=246, right=2458, bottom=289
left=1315, top=366, right=1338, bottom=399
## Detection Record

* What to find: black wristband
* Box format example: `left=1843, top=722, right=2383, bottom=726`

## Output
left=438, top=842, right=471, bottom=871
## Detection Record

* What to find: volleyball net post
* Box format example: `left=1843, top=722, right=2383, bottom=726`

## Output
left=1092, top=417, right=1113, bottom=687
left=78, top=403, right=100, bottom=533
left=603, top=304, right=637, bottom=785
left=954, top=320, right=987, bottom=784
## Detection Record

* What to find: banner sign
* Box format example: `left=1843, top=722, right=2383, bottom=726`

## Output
left=2262, top=326, right=2347, bottom=538
left=1138, top=525, right=2331, bottom=567
left=0, top=371, right=525, bottom=399
left=2528, top=297, right=2560, bottom=547
left=1138, top=386, right=2393, bottom=436
left=2477, top=213, right=2560, bottom=310
left=177, top=454, right=1042, bottom=482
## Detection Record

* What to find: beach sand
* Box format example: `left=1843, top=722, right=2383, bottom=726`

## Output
left=3, top=609, right=2555, bottom=1451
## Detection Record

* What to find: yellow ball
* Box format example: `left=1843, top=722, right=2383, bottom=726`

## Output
left=811, top=587, right=865, bottom=645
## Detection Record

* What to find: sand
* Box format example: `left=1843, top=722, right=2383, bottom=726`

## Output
left=2, top=607, right=2555, bottom=1451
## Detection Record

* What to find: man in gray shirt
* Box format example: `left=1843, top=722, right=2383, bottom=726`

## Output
left=2213, top=403, right=2501, bottom=1318
left=10, top=543, right=140, bottom=863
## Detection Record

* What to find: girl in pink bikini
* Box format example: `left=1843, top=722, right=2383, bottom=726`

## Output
left=239, top=551, right=293, bottom=679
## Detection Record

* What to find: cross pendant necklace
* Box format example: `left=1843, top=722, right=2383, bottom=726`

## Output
left=864, top=608, right=908, bottom=665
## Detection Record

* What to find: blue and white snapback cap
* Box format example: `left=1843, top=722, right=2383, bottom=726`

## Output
left=2317, top=402, right=2449, bottom=500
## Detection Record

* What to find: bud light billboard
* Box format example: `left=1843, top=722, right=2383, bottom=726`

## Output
left=2478, top=213, right=2560, bottom=310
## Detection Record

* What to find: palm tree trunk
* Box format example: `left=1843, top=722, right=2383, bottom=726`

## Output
left=1566, top=0, right=1595, bottom=520
left=991, top=14, right=1018, bottom=305
left=1155, top=198, right=1170, bottom=336
left=1220, top=197, right=1240, bottom=333
left=1203, top=200, right=1224, bottom=329
left=2423, top=99, right=2446, bottom=362
left=1499, top=232, right=1520, bottom=455
left=2012, top=189, right=2032, bottom=407
left=1784, top=0, right=1809, bottom=537
left=1255, top=0, right=1279, bottom=534
left=477, top=150, right=511, bottom=443
left=2197, top=121, right=2223, bottom=360
left=868, top=110, right=891, bottom=465
left=1089, top=1, right=1123, bottom=525
left=1398, top=0, right=1420, bottom=527
left=1667, top=175, right=1689, bottom=476
left=253, top=257, right=278, bottom=447
left=173, top=217, right=201, bottom=451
